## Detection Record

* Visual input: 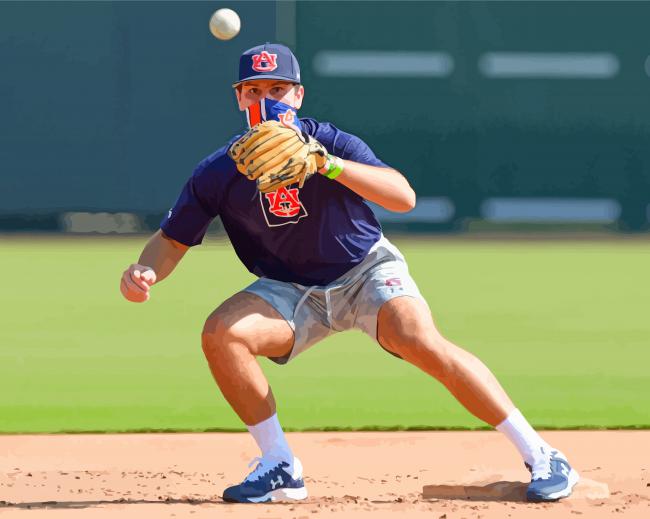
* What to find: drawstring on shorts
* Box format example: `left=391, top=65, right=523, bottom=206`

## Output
left=291, top=256, right=392, bottom=330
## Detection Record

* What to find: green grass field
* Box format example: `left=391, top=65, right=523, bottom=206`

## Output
left=2, top=235, right=649, bottom=433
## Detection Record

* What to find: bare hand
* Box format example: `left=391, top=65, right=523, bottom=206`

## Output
left=120, top=264, right=157, bottom=303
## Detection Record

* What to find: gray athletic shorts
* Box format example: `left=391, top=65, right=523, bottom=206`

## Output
left=243, top=235, right=425, bottom=364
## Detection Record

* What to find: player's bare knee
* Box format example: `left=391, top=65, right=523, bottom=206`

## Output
left=202, top=312, right=222, bottom=341
left=201, top=316, right=223, bottom=357
left=201, top=314, right=252, bottom=356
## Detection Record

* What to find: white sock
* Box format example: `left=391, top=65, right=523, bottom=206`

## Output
left=246, top=413, right=294, bottom=464
left=496, top=408, right=551, bottom=466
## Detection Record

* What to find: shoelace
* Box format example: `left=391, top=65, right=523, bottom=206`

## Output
left=244, top=456, right=281, bottom=483
left=530, top=447, right=554, bottom=480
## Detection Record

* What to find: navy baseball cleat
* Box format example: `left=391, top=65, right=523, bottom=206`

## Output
left=222, top=456, right=307, bottom=503
left=525, top=448, right=579, bottom=502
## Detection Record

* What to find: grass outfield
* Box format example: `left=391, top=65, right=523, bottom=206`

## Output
left=1, top=234, right=649, bottom=433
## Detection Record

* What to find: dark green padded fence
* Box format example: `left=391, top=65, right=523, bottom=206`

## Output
left=296, top=1, right=650, bottom=230
left=0, top=1, right=274, bottom=214
left=1, top=1, right=649, bottom=229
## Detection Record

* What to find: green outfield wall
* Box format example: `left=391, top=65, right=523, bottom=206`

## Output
left=2, top=1, right=650, bottom=229
left=295, top=1, right=650, bottom=230
left=0, top=1, right=274, bottom=213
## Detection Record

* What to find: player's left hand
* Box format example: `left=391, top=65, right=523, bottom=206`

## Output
left=228, top=120, right=328, bottom=193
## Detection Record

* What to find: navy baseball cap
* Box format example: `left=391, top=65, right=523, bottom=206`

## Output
left=233, top=43, right=301, bottom=87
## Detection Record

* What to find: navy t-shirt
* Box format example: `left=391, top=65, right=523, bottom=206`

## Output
left=160, top=118, right=388, bottom=286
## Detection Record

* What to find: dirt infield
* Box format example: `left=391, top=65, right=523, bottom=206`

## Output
left=1, top=431, right=648, bottom=518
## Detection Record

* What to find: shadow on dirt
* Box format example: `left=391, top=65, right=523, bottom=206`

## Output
left=0, top=498, right=220, bottom=509
left=422, top=480, right=528, bottom=502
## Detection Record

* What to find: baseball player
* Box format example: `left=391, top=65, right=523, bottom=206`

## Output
left=120, top=43, right=579, bottom=504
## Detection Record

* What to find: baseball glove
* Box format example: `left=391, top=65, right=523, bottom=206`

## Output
left=228, top=120, right=328, bottom=193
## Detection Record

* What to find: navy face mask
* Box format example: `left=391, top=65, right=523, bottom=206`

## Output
left=245, top=97, right=302, bottom=131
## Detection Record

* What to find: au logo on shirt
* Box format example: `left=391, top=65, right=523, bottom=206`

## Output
left=259, top=185, right=308, bottom=227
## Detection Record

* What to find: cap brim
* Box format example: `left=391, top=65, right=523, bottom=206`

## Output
left=232, top=74, right=300, bottom=87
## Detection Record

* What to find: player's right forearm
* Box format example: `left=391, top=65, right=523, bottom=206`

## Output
left=138, top=229, right=189, bottom=283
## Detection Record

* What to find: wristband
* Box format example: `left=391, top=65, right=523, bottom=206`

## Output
left=320, top=155, right=344, bottom=180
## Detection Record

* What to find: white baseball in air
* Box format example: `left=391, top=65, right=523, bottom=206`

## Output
left=209, top=8, right=241, bottom=40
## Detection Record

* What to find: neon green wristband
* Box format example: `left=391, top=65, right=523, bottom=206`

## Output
left=322, top=155, right=344, bottom=180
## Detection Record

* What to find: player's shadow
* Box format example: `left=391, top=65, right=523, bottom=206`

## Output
left=0, top=498, right=218, bottom=510
left=422, top=480, right=528, bottom=502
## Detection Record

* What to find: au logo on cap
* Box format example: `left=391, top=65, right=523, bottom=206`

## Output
left=252, top=51, right=278, bottom=72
